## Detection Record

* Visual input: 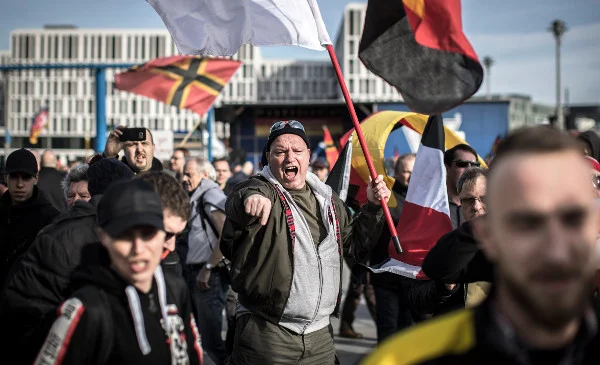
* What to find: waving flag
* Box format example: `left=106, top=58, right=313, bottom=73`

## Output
left=340, top=110, right=486, bottom=209
left=323, top=125, right=339, bottom=171
left=115, top=56, right=241, bottom=116
left=325, top=135, right=353, bottom=202
left=359, top=0, right=483, bottom=114
left=369, top=114, right=453, bottom=279
left=29, top=107, right=49, bottom=145
left=147, top=0, right=332, bottom=56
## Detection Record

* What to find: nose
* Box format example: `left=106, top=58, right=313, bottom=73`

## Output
left=542, top=218, right=573, bottom=266
left=131, top=237, right=144, bottom=255
left=473, top=199, right=484, bottom=212
left=136, top=143, right=143, bottom=152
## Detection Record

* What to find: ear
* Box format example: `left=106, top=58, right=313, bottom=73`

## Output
left=97, top=228, right=110, bottom=249
left=471, top=215, right=498, bottom=263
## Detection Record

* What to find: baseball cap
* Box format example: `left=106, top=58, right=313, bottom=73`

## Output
left=5, top=148, right=38, bottom=177
left=97, top=179, right=164, bottom=238
left=266, top=120, right=310, bottom=151
left=311, top=158, right=329, bottom=170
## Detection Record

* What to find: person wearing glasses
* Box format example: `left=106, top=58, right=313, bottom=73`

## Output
left=0, top=158, right=134, bottom=365
left=444, top=144, right=481, bottom=229
left=224, top=120, right=391, bottom=364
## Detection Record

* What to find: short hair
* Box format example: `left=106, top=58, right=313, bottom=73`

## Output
left=491, top=126, right=581, bottom=172
left=457, top=167, right=487, bottom=194
left=146, top=129, right=155, bottom=145
left=187, top=157, right=217, bottom=181
left=444, top=144, right=478, bottom=166
left=175, top=147, right=191, bottom=157
left=212, top=157, right=230, bottom=167
left=394, top=153, right=416, bottom=176
left=61, top=163, right=89, bottom=199
left=136, top=172, right=191, bottom=221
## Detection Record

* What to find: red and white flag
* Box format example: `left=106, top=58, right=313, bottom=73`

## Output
left=369, top=114, right=453, bottom=279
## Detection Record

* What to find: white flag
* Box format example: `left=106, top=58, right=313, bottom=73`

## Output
left=148, top=0, right=332, bottom=56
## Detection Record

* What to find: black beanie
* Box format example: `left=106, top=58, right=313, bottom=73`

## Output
left=87, top=158, right=134, bottom=196
left=266, top=124, right=310, bottom=152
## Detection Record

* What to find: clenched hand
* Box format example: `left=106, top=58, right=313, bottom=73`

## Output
left=244, top=194, right=272, bottom=226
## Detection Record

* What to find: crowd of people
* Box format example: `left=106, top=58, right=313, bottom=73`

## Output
left=1, top=121, right=600, bottom=364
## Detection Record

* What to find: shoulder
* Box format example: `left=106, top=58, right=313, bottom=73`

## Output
left=362, top=309, right=476, bottom=365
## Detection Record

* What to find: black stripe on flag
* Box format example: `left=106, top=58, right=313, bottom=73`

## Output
left=421, top=114, right=445, bottom=150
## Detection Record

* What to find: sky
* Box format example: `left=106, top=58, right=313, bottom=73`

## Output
left=1, top=0, right=599, bottom=105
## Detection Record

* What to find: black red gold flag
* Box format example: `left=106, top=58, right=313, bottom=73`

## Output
left=115, top=55, right=241, bottom=115
left=359, top=0, right=483, bottom=114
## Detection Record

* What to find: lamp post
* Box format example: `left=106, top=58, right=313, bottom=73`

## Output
left=550, top=20, right=567, bottom=130
left=482, top=56, right=494, bottom=99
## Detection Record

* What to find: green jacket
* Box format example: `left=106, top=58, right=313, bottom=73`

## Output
left=224, top=174, right=384, bottom=325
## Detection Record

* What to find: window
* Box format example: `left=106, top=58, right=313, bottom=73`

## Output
left=349, top=40, right=355, bottom=56
left=54, top=36, right=59, bottom=60
left=349, top=10, right=355, bottom=35
left=83, top=36, right=88, bottom=59
left=349, top=60, right=354, bottom=75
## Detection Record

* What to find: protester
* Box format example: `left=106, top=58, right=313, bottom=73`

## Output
left=444, top=144, right=479, bottom=228
left=0, top=148, right=60, bottom=288
left=33, top=179, right=203, bottom=365
left=61, top=163, right=90, bottom=208
left=0, top=158, right=134, bottom=365
left=137, top=171, right=191, bottom=277
left=224, top=120, right=390, bottom=364
left=224, top=158, right=249, bottom=196
left=363, top=126, right=600, bottom=364
left=0, top=168, right=7, bottom=196
left=169, top=147, right=191, bottom=182
left=213, top=157, right=232, bottom=191
left=311, top=158, right=330, bottom=182
left=182, top=156, right=229, bottom=365
left=103, top=125, right=163, bottom=173
left=37, top=149, right=67, bottom=212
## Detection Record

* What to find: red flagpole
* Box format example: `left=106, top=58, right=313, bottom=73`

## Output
left=325, top=44, right=403, bottom=254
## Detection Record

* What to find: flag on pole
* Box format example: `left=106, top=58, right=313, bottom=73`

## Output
left=369, top=114, right=453, bottom=279
left=358, top=0, right=483, bottom=114
left=325, top=135, right=353, bottom=202
left=322, top=125, right=339, bottom=171
left=29, top=107, right=49, bottom=145
left=114, top=56, right=241, bottom=116
left=147, top=0, right=332, bottom=56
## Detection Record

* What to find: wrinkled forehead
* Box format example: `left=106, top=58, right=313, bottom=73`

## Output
left=459, top=176, right=486, bottom=197
left=488, top=152, right=592, bottom=217
left=270, top=134, right=308, bottom=150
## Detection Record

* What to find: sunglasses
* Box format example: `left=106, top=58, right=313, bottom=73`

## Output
left=593, top=175, right=600, bottom=190
left=460, top=196, right=486, bottom=206
left=269, top=120, right=305, bottom=135
left=454, top=159, right=481, bottom=168
left=165, top=231, right=179, bottom=242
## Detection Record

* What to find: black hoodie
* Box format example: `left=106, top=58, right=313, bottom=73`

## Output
left=0, top=186, right=59, bottom=287
left=34, top=244, right=203, bottom=365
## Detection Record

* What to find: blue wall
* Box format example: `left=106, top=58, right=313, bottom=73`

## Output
left=378, top=102, right=511, bottom=159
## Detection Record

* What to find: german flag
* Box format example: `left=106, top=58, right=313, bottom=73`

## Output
left=359, top=0, right=483, bottom=115
left=115, top=55, right=241, bottom=115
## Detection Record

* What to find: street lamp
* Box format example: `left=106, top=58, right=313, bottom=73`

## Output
left=482, top=56, right=494, bottom=99
left=549, top=20, right=567, bottom=130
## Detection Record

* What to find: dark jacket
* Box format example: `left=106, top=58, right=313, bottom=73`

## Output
left=224, top=175, right=384, bottom=325
left=37, top=167, right=67, bottom=212
left=120, top=156, right=163, bottom=174
left=423, top=219, right=494, bottom=284
left=362, top=293, right=600, bottom=365
left=0, top=197, right=100, bottom=364
left=578, top=130, right=600, bottom=161
left=34, top=243, right=203, bottom=365
left=223, top=171, right=248, bottom=196
left=0, top=186, right=60, bottom=288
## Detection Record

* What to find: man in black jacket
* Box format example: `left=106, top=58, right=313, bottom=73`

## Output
left=0, top=148, right=59, bottom=288
left=0, top=158, right=134, bottom=365
left=103, top=125, right=163, bottom=174
left=37, top=149, right=67, bottom=212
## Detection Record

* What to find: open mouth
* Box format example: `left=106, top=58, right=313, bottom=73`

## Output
left=130, top=260, right=149, bottom=273
left=284, top=166, right=298, bottom=179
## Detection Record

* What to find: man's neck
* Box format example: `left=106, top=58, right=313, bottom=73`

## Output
left=496, top=283, right=582, bottom=349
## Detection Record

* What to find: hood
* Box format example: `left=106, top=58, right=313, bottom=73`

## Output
left=190, top=177, right=222, bottom=202
left=120, top=156, right=163, bottom=174
left=53, top=198, right=98, bottom=225
left=578, top=130, right=600, bottom=161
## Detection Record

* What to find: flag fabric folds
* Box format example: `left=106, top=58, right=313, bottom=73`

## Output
left=325, top=135, right=353, bottom=202
left=29, top=107, right=49, bottom=145
left=115, top=56, right=241, bottom=116
left=339, top=110, right=486, bottom=209
left=370, top=114, right=453, bottom=279
left=147, top=0, right=332, bottom=56
left=358, top=0, right=483, bottom=114
left=322, top=126, right=339, bottom=171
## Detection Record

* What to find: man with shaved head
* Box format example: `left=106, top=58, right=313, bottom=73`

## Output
left=362, top=126, right=600, bottom=365
left=38, top=149, right=67, bottom=212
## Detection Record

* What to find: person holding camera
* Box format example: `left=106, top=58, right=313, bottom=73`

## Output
left=103, top=125, right=163, bottom=174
